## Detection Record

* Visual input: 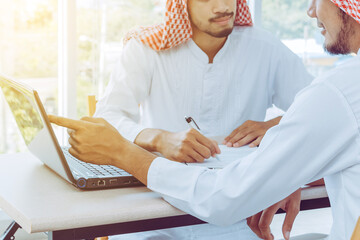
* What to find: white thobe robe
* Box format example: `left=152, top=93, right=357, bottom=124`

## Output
left=95, top=26, right=313, bottom=240
left=148, top=50, right=360, bottom=240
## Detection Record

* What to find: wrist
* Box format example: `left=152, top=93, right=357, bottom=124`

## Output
left=114, top=139, right=157, bottom=185
left=111, top=136, right=131, bottom=168
left=134, top=128, right=166, bottom=153
left=152, top=129, right=169, bottom=153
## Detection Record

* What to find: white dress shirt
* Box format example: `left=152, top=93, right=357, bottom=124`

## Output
left=148, top=50, right=360, bottom=240
left=97, top=26, right=313, bottom=240
left=95, top=26, right=312, bottom=140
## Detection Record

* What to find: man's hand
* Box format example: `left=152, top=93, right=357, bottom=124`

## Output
left=135, top=128, right=221, bottom=163
left=223, top=117, right=282, bottom=148
left=48, top=115, right=157, bottom=184
left=49, top=115, right=127, bottom=165
left=246, top=188, right=301, bottom=240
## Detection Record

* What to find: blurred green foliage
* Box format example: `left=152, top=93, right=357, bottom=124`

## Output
left=76, top=0, right=163, bottom=117
left=262, top=0, right=318, bottom=39
left=2, top=0, right=319, bottom=153
left=0, top=79, right=44, bottom=145
left=11, top=0, right=58, bottom=78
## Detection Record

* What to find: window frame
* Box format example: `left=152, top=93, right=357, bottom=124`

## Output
left=249, top=0, right=263, bottom=27
left=58, top=0, right=77, bottom=144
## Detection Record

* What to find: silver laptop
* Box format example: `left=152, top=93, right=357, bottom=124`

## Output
left=0, top=75, right=142, bottom=190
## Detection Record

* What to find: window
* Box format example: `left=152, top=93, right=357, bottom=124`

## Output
left=0, top=0, right=165, bottom=153
left=260, top=0, right=355, bottom=119
left=76, top=0, right=165, bottom=117
left=0, top=0, right=58, bottom=153
left=262, top=0, right=354, bottom=77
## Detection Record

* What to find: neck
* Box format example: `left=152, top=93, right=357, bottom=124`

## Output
left=191, top=27, right=228, bottom=63
left=350, top=21, right=360, bottom=54
left=351, top=36, right=360, bottom=55
left=353, top=32, right=360, bottom=54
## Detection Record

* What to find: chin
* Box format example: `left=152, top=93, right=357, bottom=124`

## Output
left=324, top=41, right=351, bottom=55
left=209, top=27, right=234, bottom=38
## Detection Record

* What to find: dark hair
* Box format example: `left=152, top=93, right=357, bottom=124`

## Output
left=339, top=8, right=349, bottom=23
left=324, top=8, right=353, bottom=55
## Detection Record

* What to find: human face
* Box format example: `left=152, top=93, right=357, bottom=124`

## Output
left=307, top=0, right=354, bottom=54
left=188, top=0, right=237, bottom=38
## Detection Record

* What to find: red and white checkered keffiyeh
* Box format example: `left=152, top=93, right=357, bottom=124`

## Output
left=331, top=0, right=360, bottom=24
left=124, top=0, right=252, bottom=51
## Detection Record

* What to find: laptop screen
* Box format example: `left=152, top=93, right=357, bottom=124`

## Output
left=0, top=77, right=44, bottom=145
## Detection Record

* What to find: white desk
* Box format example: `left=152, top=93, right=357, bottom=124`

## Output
left=0, top=152, right=329, bottom=240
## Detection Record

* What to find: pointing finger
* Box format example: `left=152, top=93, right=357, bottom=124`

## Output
left=48, top=115, right=86, bottom=130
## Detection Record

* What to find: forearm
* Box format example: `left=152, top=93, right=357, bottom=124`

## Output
left=148, top=126, right=328, bottom=226
left=134, top=128, right=168, bottom=152
left=113, top=140, right=157, bottom=185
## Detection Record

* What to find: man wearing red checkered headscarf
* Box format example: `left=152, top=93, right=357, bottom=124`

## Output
left=94, top=1, right=313, bottom=240
left=331, top=0, right=360, bottom=24
left=308, top=0, right=360, bottom=55
left=124, top=0, right=252, bottom=51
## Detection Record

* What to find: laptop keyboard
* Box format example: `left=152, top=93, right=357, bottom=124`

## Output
left=62, top=148, right=130, bottom=177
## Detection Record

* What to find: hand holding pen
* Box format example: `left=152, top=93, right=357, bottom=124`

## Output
left=185, top=116, right=221, bottom=161
left=134, top=116, right=220, bottom=163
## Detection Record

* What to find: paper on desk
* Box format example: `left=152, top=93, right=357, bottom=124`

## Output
left=187, top=145, right=257, bottom=169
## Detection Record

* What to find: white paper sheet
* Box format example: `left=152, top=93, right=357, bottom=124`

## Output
left=187, top=145, right=257, bottom=169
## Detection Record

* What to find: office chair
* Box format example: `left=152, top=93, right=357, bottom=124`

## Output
left=88, top=95, right=97, bottom=117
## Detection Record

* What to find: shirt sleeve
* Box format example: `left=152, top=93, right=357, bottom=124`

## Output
left=147, top=81, right=360, bottom=226
left=94, top=39, right=154, bottom=142
left=270, top=41, right=314, bottom=111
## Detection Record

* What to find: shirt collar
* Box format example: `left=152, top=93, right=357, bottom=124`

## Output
left=357, top=48, right=360, bottom=56
left=187, top=39, right=209, bottom=64
left=213, top=34, right=232, bottom=63
left=187, top=32, right=233, bottom=64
